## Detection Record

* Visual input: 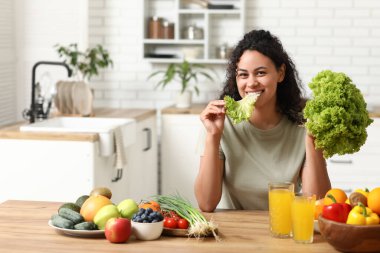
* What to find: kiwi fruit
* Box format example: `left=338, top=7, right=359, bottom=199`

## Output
left=90, top=187, right=112, bottom=199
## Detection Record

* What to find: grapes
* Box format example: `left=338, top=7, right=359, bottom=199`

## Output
left=132, top=208, right=163, bottom=223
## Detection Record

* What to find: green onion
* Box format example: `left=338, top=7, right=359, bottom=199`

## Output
left=153, top=194, right=219, bottom=240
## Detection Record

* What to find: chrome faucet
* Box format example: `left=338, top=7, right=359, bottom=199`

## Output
left=23, top=61, right=72, bottom=123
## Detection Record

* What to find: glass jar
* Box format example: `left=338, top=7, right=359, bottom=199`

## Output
left=162, top=20, right=174, bottom=39
left=148, top=16, right=163, bottom=39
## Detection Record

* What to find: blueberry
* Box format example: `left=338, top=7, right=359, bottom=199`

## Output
left=152, top=219, right=159, bottom=223
left=146, top=208, right=153, bottom=214
left=156, top=213, right=163, bottom=221
left=142, top=220, right=148, bottom=223
left=141, top=214, right=146, bottom=220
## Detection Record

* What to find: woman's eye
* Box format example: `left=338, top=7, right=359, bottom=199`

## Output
left=237, top=73, right=248, bottom=78
left=257, top=71, right=266, bottom=76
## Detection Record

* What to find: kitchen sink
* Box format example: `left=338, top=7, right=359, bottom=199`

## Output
left=19, top=117, right=136, bottom=156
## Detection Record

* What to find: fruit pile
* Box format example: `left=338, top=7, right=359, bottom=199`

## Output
left=50, top=187, right=139, bottom=243
left=316, top=187, right=380, bottom=225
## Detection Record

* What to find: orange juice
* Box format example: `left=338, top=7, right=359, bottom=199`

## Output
left=291, top=194, right=316, bottom=243
left=268, top=187, right=294, bottom=238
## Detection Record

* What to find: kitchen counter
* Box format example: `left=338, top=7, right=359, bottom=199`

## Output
left=0, top=107, right=156, bottom=141
left=0, top=200, right=337, bottom=253
left=161, top=104, right=380, bottom=118
left=161, top=104, right=206, bottom=115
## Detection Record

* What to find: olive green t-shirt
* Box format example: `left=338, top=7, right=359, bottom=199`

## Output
left=217, top=116, right=306, bottom=210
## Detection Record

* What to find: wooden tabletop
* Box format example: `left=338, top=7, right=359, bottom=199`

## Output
left=0, top=200, right=338, bottom=253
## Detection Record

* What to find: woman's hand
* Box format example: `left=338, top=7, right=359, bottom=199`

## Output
left=200, top=100, right=226, bottom=136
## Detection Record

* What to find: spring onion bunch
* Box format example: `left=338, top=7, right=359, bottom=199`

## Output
left=154, top=194, right=219, bottom=240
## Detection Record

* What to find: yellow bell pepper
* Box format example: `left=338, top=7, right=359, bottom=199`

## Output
left=346, top=202, right=379, bottom=225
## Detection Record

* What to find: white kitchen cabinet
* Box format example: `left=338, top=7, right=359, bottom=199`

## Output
left=0, top=115, right=158, bottom=204
left=326, top=118, right=380, bottom=194
left=161, top=113, right=202, bottom=205
left=142, top=0, right=246, bottom=64
left=125, top=115, right=158, bottom=202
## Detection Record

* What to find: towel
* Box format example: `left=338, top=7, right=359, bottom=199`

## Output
left=113, top=126, right=127, bottom=170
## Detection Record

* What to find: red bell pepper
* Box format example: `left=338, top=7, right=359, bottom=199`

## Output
left=322, top=194, right=352, bottom=223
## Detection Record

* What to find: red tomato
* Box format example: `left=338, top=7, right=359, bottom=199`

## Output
left=164, top=217, right=178, bottom=229
left=177, top=218, right=189, bottom=229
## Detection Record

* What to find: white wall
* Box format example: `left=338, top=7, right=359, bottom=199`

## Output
left=13, top=0, right=380, bottom=121
left=15, top=0, right=88, bottom=121
left=88, top=0, right=380, bottom=111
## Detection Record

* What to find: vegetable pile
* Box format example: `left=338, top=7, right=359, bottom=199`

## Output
left=154, top=194, right=219, bottom=240
left=304, top=70, right=373, bottom=158
left=224, top=93, right=260, bottom=124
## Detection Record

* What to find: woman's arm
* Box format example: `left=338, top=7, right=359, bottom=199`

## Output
left=194, top=100, right=226, bottom=212
left=194, top=134, right=224, bottom=212
left=301, top=134, right=331, bottom=199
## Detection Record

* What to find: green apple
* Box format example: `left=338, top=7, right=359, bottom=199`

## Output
left=94, top=204, right=120, bottom=230
left=117, top=199, right=138, bottom=219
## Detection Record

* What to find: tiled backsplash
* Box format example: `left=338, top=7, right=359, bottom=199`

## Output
left=88, top=0, right=380, bottom=110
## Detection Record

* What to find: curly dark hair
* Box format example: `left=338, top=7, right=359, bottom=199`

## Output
left=220, top=29, right=306, bottom=125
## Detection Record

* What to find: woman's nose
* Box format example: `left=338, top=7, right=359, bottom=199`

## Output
left=247, top=76, right=259, bottom=87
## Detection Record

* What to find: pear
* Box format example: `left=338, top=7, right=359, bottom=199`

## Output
left=117, top=199, right=139, bottom=219
left=93, top=204, right=120, bottom=230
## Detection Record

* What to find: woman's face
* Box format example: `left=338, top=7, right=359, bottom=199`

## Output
left=235, top=50, right=285, bottom=108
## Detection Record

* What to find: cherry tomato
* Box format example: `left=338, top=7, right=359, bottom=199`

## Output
left=164, top=217, right=178, bottom=229
left=177, top=218, right=189, bottom=229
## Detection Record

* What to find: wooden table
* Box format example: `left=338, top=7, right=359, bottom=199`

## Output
left=0, top=200, right=338, bottom=253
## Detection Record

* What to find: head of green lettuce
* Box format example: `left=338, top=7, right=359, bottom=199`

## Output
left=304, top=70, right=373, bottom=158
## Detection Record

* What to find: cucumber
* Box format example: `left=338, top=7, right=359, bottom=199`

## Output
left=58, top=203, right=80, bottom=213
left=74, top=221, right=98, bottom=230
left=75, top=195, right=89, bottom=208
left=51, top=214, right=74, bottom=229
left=58, top=207, right=84, bottom=224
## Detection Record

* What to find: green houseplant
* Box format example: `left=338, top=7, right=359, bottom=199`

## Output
left=55, top=43, right=113, bottom=81
left=148, top=60, right=215, bottom=108
left=53, top=43, right=113, bottom=116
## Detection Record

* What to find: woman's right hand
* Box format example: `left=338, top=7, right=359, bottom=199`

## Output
left=200, top=100, right=226, bottom=136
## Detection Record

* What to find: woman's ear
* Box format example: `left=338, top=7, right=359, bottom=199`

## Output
left=278, top=64, right=286, bottom=83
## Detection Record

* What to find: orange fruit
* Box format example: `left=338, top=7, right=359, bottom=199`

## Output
left=138, top=200, right=160, bottom=212
left=368, top=187, right=380, bottom=215
left=324, top=188, right=347, bottom=205
left=80, top=195, right=112, bottom=222
left=314, top=198, right=324, bottom=220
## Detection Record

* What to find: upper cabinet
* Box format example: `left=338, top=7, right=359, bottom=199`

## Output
left=142, top=0, right=246, bottom=64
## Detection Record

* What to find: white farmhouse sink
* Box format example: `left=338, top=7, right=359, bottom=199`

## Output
left=20, top=117, right=136, bottom=156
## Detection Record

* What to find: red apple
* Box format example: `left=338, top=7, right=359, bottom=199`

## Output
left=105, top=218, right=131, bottom=243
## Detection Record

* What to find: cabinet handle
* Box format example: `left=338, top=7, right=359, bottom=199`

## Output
left=111, top=168, right=123, bottom=182
left=143, top=128, right=151, bottom=151
left=329, top=159, right=353, bottom=164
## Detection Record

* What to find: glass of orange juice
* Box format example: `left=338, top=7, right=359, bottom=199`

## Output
left=268, top=182, right=294, bottom=238
left=291, top=193, right=316, bottom=243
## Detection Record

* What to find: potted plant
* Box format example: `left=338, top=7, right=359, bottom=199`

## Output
left=148, top=60, right=215, bottom=108
left=55, top=43, right=113, bottom=81
left=53, top=43, right=113, bottom=116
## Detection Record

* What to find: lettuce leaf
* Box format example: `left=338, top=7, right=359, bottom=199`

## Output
left=224, top=93, right=260, bottom=124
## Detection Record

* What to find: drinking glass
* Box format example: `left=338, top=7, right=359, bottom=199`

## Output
left=291, top=193, right=316, bottom=243
left=268, top=182, right=294, bottom=238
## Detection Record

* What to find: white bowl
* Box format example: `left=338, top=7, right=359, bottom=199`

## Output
left=132, top=220, right=163, bottom=241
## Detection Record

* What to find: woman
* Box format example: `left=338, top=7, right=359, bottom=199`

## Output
left=195, top=29, right=331, bottom=212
